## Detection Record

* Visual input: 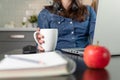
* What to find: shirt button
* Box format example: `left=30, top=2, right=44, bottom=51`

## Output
left=58, top=21, right=61, bottom=24
left=70, top=21, right=73, bottom=24
left=72, top=37, right=75, bottom=39
left=71, top=31, right=74, bottom=34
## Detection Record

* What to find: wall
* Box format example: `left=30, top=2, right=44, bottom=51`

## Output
left=82, top=0, right=93, bottom=5
left=0, top=0, right=49, bottom=28
left=0, top=0, right=98, bottom=28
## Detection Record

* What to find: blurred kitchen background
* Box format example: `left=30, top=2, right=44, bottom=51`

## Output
left=0, top=0, right=98, bottom=28
left=0, top=0, right=51, bottom=28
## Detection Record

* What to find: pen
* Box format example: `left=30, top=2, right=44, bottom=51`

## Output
left=5, top=55, right=40, bottom=64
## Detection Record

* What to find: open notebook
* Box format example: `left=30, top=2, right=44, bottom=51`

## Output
left=0, top=51, right=76, bottom=79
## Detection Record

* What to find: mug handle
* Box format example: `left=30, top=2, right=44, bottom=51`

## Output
left=33, top=31, right=40, bottom=45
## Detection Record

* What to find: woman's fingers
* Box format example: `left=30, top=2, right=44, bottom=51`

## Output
left=37, top=33, right=44, bottom=39
left=36, top=28, right=40, bottom=32
left=37, top=46, right=45, bottom=52
left=38, top=39, right=44, bottom=44
left=36, top=28, right=45, bottom=52
left=36, top=28, right=44, bottom=44
left=37, top=34, right=44, bottom=44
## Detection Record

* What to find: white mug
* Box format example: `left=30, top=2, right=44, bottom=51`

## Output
left=33, top=29, right=58, bottom=52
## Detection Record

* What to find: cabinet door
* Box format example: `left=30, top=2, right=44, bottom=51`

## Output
left=0, top=41, right=36, bottom=54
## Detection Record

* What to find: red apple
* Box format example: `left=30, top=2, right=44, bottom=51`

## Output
left=83, top=45, right=111, bottom=69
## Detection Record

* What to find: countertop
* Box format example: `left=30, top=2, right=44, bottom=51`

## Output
left=0, top=28, right=37, bottom=31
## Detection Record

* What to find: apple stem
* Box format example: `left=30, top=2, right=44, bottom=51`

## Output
left=97, top=41, right=99, bottom=46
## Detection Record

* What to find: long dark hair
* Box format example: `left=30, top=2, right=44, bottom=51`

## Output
left=45, top=0, right=89, bottom=22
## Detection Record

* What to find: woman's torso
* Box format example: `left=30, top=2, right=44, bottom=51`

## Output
left=38, top=6, right=96, bottom=49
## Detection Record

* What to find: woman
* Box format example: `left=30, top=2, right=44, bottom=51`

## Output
left=36, top=0, right=96, bottom=52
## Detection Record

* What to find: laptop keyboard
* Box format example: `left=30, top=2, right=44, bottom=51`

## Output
left=61, top=48, right=84, bottom=56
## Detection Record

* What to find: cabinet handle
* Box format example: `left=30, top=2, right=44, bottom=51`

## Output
left=10, top=35, right=25, bottom=39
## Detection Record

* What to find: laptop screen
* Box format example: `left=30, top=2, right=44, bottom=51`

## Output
left=93, top=0, right=120, bottom=55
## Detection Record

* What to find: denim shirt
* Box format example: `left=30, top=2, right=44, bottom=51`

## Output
left=38, top=6, right=96, bottom=50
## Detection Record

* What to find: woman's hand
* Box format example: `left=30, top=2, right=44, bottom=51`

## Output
left=36, top=28, right=45, bottom=52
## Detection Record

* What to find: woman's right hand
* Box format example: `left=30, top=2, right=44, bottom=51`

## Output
left=36, top=28, right=45, bottom=52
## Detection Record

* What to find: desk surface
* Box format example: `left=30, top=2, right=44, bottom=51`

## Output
left=0, top=50, right=120, bottom=80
